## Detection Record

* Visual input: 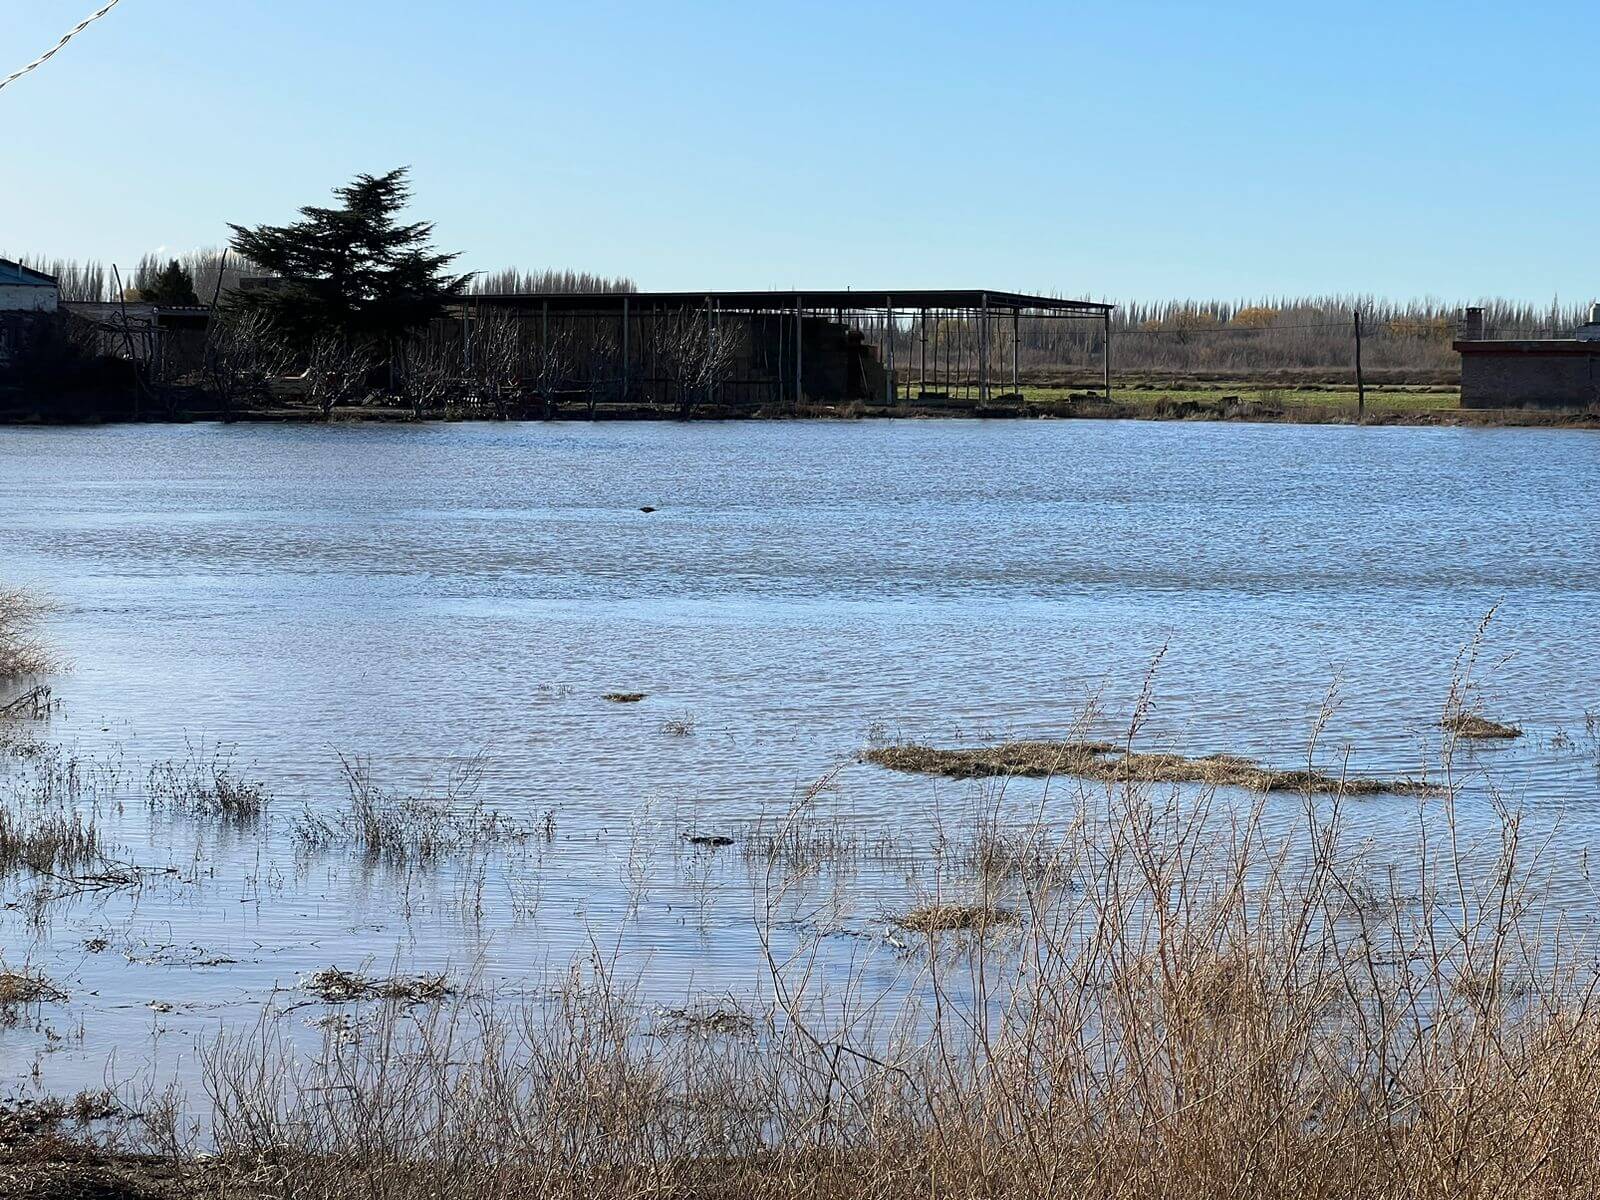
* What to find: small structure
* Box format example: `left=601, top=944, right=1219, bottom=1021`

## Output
left=59, top=301, right=213, bottom=379
left=450, top=289, right=1114, bottom=412
left=0, top=259, right=59, bottom=368
left=1455, top=304, right=1600, bottom=408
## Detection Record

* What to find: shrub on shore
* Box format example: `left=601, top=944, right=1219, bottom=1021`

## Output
left=0, top=587, right=54, bottom=682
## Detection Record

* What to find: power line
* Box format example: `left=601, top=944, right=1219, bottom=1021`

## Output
left=0, top=0, right=124, bottom=95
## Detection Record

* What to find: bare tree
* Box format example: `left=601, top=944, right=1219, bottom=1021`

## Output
left=652, top=307, right=743, bottom=419
left=395, top=335, right=455, bottom=420
left=304, top=335, right=375, bottom=420
left=526, top=325, right=575, bottom=420
left=472, top=312, right=523, bottom=420
left=575, top=326, right=619, bottom=420
left=203, top=311, right=292, bottom=418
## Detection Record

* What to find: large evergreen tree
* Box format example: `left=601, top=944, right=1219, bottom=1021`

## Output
left=138, top=259, right=200, bottom=306
left=227, top=168, right=470, bottom=344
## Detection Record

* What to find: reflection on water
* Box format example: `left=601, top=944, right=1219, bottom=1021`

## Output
left=0, top=419, right=1596, bottom=1097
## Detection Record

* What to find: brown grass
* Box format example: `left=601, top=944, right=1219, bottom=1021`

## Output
left=864, top=739, right=1432, bottom=794
left=1443, top=712, right=1523, bottom=740
left=0, top=804, right=100, bottom=876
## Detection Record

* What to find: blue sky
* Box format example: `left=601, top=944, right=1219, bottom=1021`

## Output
left=1, top=0, right=1593, bottom=303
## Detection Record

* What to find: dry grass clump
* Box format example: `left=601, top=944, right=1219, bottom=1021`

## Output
left=897, top=902, right=1018, bottom=933
left=146, top=748, right=271, bottom=822
left=659, top=713, right=697, bottom=737
left=601, top=692, right=647, bottom=703
left=0, top=804, right=100, bottom=876
left=304, top=967, right=453, bottom=1005
left=0, top=968, right=66, bottom=1009
left=0, top=587, right=56, bottom=681
left=293, top=753, right=530, bottom=866
left=865, top=739, right=1431, bottom=794
left=1443, top=712, right=1523, bottom=739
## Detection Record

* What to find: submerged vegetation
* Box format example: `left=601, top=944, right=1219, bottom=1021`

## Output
left=863, top=739, right=1433, bottom=795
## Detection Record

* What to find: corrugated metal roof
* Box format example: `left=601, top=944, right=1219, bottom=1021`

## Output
left=0, top=258, right=57, bottom=287
left=459, top=289, right=1113, bottom=315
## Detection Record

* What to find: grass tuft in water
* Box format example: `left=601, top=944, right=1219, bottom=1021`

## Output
left=0, top=805, right=100, bottom=877
left=303, top=967, right=453, bottom=1005
left=293, top=753, right=532, bottom=866
left=864, top=739, right=1432, bottom=794
left=146, top=747, right=271, bottom=823
left=898, top=902, right=1019, bottom=934
left=1442, top=712, right=1523, bottom=740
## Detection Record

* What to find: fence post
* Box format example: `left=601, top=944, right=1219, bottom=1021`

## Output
left=1353, top=309, right=1365, bottom=423
left=1102, top=310, right=1112, bottom=402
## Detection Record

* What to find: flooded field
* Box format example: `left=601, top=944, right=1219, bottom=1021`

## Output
left=1, top=419, right=1597, bottom=1107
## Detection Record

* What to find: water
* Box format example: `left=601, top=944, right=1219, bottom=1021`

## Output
left=1, top=419, right=1596, bottom=1097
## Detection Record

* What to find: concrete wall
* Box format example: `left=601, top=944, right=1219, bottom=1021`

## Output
left=1458, top=342, right=1600, bottom=408
left=0, top=284, right=58, bottom=313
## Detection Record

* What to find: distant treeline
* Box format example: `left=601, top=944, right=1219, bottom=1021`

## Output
left=1011, top=295, right=1594, bottom=376
left=5, top=250, right=635, bottom=304
left=8, top=251, right=1588, bottom=377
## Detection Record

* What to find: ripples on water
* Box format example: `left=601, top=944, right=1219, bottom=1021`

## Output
left=0, top=420, right=1596, bottom=1096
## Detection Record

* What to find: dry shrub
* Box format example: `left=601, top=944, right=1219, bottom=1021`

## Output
left=146, top=747, right=271, bottom=822
left=0, top=587, right=56, bottom=681
left=293, top=753, right=530, bottom=866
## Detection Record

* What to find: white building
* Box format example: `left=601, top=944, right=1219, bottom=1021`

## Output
left=0, top=258, right=59, bottom=312
left=1, top=259, right=59, bottom=368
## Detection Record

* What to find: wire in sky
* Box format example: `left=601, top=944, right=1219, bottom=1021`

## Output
left=0, top=0, right=124, bottom=95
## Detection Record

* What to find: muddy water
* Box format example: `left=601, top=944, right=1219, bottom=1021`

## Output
left=1, top=419, right=1596, bottom=1098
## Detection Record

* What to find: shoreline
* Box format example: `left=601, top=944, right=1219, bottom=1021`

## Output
left=1, top=400, right=1596, bottom=430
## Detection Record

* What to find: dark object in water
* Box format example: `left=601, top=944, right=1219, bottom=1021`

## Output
left=639, top=506, right=657, bottom=513
left=685, top=834, right=734, bottom=848
left=603, top=692, right=647, bottom=703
